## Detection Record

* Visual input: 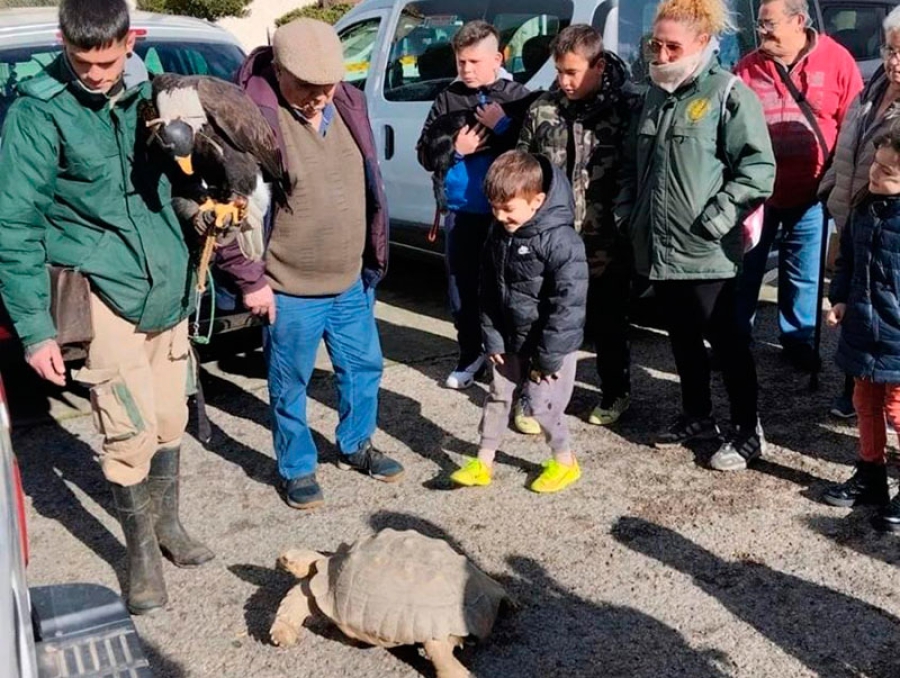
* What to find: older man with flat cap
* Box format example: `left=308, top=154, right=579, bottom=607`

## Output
left=217, top=18, right=401, bottom=509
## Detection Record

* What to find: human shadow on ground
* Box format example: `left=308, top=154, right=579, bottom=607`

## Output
left=12, top=421, right=128, bottom=590
left=212, top=350, right=479, bottom=481
left=805, top=512, right=900, bottom=567
left=611, top=516, right=900, bottom=678
left=367, top=510, right=732, bottom=678
left=194, top=370, right=279, bottom=485
left=142, top=638, right=189, bottom=678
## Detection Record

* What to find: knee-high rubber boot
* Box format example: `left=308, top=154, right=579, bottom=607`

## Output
left=111, top=480, right=168, bottom=615
left=148, top=447, right=215, bottom=568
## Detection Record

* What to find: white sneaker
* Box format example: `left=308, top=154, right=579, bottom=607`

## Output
left=444, top=355, right=485, bottom=389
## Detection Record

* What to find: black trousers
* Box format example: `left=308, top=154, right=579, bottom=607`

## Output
left=444, top=211, right=492, bottom=367
left=654, top=278, right=758, bottom=428
left=586, top=259, right=631, bottom=400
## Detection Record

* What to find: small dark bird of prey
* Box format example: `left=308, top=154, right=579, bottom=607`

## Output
left=141, top=73, right=289, bottom=267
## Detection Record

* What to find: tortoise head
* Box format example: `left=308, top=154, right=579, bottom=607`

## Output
left=277, top=549, right=326, bottom=579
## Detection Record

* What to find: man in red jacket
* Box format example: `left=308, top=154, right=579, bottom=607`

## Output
left=735, top=0, right=862, bottom=371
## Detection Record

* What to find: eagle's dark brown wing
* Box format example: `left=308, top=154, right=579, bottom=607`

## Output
left=193, top=76, right=284, bottom=187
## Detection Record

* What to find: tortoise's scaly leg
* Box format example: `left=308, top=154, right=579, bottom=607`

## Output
left=270, top=582, right=313, bottom=647
left=423, top=638, right=470, bottom=678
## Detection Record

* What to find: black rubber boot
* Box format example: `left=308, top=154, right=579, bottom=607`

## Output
left=822, top=461, right=889, bottom=508
left=111, top=480, right=168, bottom=615
left=873, top=492, right=900, bottom=533
left=148, top=447, right=215, bottom=568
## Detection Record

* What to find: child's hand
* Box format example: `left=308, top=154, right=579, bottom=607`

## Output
left=529, top=368, right=559, bottom=384
left=827, top=303, right=847, bottom=327
left=455, top=124, right=487, bottom=156
left=488, top=353, right=505, bottom=366
left=475, top=102, right=506, bottom=130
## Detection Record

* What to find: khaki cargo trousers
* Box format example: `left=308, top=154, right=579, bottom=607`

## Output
left=75, top=292, right=191, bottom=486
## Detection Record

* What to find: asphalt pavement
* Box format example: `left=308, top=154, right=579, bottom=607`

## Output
left=7, top=255, right=900, bottom=678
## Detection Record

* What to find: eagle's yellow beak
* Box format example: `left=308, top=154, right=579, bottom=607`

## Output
left=176, top=155, right=194, bottom=176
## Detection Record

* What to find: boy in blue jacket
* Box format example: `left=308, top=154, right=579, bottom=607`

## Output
left=417, top=21, right=533, bottom=392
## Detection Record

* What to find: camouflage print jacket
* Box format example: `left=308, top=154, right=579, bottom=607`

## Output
left=518, top=51, right=640, bottom=277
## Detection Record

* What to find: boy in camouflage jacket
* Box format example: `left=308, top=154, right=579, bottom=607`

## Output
left=518, top=24, right=640, bottom=426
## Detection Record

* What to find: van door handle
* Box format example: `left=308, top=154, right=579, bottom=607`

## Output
left=384, top=124, right=395, bottom=160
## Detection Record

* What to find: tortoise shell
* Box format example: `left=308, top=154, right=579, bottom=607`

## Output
left=308, top=529, right=506, bottom=646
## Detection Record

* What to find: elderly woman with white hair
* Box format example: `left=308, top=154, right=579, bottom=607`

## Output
left=819, top=4, right=900, bottom=504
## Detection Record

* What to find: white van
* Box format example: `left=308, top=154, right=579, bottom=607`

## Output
left=334, top=0, right=825, bottom=257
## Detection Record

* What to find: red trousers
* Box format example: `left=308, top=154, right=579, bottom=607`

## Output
left=853, top=378, right=900, bottom=464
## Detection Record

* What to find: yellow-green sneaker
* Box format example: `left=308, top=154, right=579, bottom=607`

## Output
left=530, top=457, right=581, bottom=494
left=449, top=458, right=492, bottom=487
left=513, top=401, right=542, bottom=435
left=587, top=395, right=631, bottom=426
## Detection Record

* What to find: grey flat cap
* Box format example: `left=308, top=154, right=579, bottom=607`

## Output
left=272, top=18, right=346, bottom=85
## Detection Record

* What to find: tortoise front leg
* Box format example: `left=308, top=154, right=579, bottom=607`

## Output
left=423, top=638, right=470, bottom=678
left=270, top=582, right=313, bottom=647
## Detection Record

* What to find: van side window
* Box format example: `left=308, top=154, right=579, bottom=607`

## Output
left=596, top=0, right=761, bottom=82
left=382, top=0, right=574, bottom=103
left=824, top=5, right=886, bottom=61
left=339, top=18, right=382, bottom=91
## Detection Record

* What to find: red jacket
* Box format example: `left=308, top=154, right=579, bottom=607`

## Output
left=735, top=32, right=862, bottom=209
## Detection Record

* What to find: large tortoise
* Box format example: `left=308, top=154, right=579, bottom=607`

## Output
left=270, top=529, right=509, bottom=678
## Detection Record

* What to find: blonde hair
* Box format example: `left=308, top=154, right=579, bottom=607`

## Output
left=655, top=0, right=737, bottom=36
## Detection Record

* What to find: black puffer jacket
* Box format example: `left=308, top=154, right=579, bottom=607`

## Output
left=831, top=195, right=900, bottom=382
left=480, top=156, right=589, bottom=373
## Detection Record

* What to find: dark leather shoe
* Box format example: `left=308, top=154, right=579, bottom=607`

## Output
left=873, top=493, right=900, bottom=533
left=283, top=474, right=324, bottom=510
left=337, top=441, right=404, bottom=482
left=823, top=462, right=889, bottom=508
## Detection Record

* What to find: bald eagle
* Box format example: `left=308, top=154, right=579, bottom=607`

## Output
left=142, top=73, right=289, bottom=262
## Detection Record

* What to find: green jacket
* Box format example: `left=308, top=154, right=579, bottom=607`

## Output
left=0, top=56, right=193, bottom=348
left=615, top=58, right=775, bottom=281
left=518, top=52, right=640, bottom=278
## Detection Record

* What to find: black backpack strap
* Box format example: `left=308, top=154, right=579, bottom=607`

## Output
left=773, top=61, right=831, bottom=162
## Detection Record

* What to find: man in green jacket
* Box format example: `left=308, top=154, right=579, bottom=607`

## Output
left=0, top=0, right=213, bottom=614
left=615, top=4, right=775, bottom=472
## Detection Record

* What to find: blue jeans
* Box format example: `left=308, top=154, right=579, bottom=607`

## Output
left=737, top=202, right=824, bottom=348
left=264, top=278, right=383, bottom=481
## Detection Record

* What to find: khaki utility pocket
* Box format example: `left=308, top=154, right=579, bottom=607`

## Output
left=74, top=367, right=146, bottom=443
left=169, top=324, right=191, bottom=362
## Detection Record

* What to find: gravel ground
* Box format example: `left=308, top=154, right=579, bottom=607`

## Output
left=9, top=258, right=900, bottom=678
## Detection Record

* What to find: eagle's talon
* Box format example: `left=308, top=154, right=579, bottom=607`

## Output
left=213, top=202, right=244, bottom=229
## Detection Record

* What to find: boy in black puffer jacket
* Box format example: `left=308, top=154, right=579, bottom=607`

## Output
left=449, top=151, right=589, bottom=493
left=825, top=129, right=900, bottom=533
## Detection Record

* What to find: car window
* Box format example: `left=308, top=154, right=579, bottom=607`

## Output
left=0, top=39, right=244, bottom=129
left=381, top=0, right=574, bottom=103
left=822, top=4, right=888, bottom=61
left=606, top=0, right=761, bottom=82
left=339, top=17, right=382, bottom=91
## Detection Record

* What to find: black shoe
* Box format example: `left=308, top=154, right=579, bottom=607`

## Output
left=872, top=492, right=900, bottom=533
left=654, top=415, right=720, bottom=448
left=822, top=462, right=889, bottom=508
left=111, top=480, right=168, bottom=615
left=782, top=343, right=821, bottom=373
left=709, top=423, right=766, bottom=472
left=148, top=447, right=215, bottom=568
left=283, top=474, right=325, bottom=510
left=337, top=441, right=405, bottom=482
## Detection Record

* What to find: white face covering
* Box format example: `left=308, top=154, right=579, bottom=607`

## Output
left=648, top=37, right=719, bottom=93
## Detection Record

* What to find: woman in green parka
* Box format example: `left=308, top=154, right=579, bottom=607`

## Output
left=615, top=0, right=775, bottom=471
